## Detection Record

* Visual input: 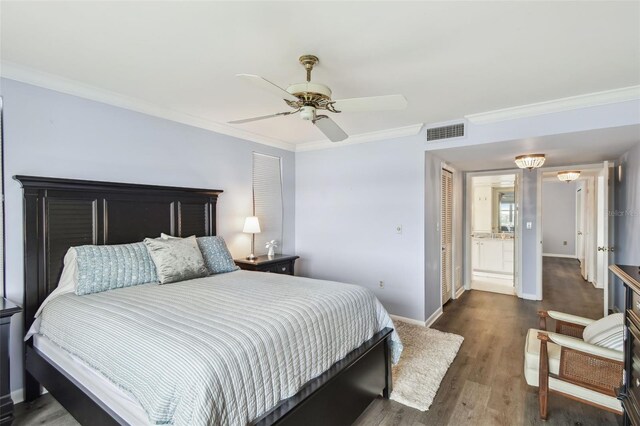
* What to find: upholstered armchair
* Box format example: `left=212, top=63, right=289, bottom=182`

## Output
left=524, top=310, right=623, bottom=419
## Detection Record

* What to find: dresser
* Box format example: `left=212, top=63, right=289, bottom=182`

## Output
left=612, top=264, right=640, bottom=426
left=0, top=298, right=21, bottom=426
left=234, top=254, right=299, bottom=275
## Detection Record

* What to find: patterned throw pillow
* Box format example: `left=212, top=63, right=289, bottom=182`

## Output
left=143, top=236, right=208, bottom=284
left=197, top=236, right=239, bottom=274
left=75, top=242, right=158, bottom=295
left=583, top=313, right=624, bottom=351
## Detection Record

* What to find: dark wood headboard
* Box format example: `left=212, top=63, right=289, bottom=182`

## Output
left=14, top=175, right=223, bottom=334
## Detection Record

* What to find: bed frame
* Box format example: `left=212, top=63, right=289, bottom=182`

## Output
left=16, top=175, right=393, bottom=426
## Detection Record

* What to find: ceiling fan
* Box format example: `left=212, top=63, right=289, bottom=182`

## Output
left=229, top=55, right=408, bottom=142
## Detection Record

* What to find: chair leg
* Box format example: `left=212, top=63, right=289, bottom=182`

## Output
left=538, top=333, right=550, bottom=420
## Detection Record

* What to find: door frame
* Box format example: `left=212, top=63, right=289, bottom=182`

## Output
left=464, top=169, right=523, bottom=298
left=440, top=162, right=462, bottom=308
left=536, top=162, right=614, bottom=314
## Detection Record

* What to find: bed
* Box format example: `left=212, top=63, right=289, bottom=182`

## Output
left=16, top=175, right=399, bottom=426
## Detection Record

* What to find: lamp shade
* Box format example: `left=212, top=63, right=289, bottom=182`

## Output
left=243, top=216, right=261, bottom=234
left=515, top=154, right=546, bottom=170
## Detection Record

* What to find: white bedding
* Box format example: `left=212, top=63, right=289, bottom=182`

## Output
left=37, top=270, right=402, bottom=425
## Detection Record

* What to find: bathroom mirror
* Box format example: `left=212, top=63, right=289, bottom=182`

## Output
left=493, top=187, right=515, bottom=233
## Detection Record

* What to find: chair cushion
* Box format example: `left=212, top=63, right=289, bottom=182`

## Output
left=524, top=328, right=561, bottom=386
left=524, top=328, right=622, bottom=413
left=583, top=313, right=624, bottom=351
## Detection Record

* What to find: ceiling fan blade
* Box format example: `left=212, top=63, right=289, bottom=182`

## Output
left=314, top=115, right=348, bottom=142
left=236, top=74, right=299, bottom=102
left=332, top=94, right=407, bottom=112
left=228, top=111, right=295, bottom=124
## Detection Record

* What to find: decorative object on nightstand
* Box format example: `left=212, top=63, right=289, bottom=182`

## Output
left=265, top=240, right=278, bottom=258
left=235, top=254, right=299, bottom=276
left=243, top=216, right=261, bottom=260
left=0, top=298, right=21, bottom=426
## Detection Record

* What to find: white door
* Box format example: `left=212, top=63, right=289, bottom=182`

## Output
left=577, top=185, right=587, bottom=279
left=441, top=169, right=453, bottom=305
left=598, top=161, right=615, bottom=316
left=514, top=173, right=521, bottom=294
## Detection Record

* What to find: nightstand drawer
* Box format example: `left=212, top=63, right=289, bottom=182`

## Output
left=234, top=255, right=299, bottom=276
left=269, top=262, right=292, bottom=275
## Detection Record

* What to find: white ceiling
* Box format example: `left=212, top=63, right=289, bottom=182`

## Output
left=1, top=1, right=639, bottom=147
left=434, top=124, right=640, bottom=171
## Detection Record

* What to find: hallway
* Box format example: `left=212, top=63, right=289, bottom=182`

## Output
left=356, top=257, right=620, bottom=425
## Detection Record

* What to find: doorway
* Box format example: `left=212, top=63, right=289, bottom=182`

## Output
left=538, top=162, right=614, bottom=315
left=441, top=168, right=453, bottom=305
left=466, top=173, right=519, bottom=296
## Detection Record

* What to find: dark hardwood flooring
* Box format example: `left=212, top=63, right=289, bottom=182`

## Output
left=13, top=257, right=619, bottom=425
left=354, top=257, right=620, bottom=426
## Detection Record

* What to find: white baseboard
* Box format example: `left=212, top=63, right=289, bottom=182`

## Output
left=390, top=307, right=444, bottom=328
left=520, top=292, right=539, bottom=300
left=543, top=253, right=577, bottom=259
left=454, top=286, right=465, bottom=299
left=390, top=314, right=426, bottom=327
left=11, top=386, right=48, bottom=404
left=11, top=388, right=23, bottom=404
left=424, top=307, right=444, bottom=328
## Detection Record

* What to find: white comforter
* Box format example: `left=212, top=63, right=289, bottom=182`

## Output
left=38, top=270, right=402, bottom=425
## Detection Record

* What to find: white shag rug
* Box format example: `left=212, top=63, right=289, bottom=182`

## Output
left=390, top=321, right=464, bottom=411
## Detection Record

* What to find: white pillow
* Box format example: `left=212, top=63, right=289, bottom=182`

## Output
left=583, top=313, right=624, bottom=351
left=34, top=248, right=78, bottom=318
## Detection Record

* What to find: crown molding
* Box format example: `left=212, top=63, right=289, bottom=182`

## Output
left=465, top=85, right=640, bottom=124
left=1, top=62, right=297, bottom=151
left=295, top=123, right=423, bottom=152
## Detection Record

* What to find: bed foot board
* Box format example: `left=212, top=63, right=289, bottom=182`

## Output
left=25, top=346, right=123, bottom=426
left=256, top=328, right=393, bottom=426
left=382, top=335, right=393, bottom=399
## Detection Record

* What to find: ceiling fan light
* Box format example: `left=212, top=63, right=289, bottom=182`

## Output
left=557, top=171, right=581, bottom=182
left=515, top=154, right=546, bottom=170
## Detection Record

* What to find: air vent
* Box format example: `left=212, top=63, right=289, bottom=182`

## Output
left=426, top=123, right=465, bottom=141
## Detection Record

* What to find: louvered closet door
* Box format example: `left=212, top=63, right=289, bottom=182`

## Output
left=441, top=169, right=453, bottom=305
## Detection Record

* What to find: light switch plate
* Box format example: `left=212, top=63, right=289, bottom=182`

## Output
left=526, top=221, right=533, bottom=229
left=396, top=225, right=402, bottom=234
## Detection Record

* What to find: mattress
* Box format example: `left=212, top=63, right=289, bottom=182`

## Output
left=37, top=270, right=402, bottom=426
left=34, top=334, right=151, bottom=425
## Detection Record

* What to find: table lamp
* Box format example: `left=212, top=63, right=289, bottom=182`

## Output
left=243, top=216, right=261, bottom=260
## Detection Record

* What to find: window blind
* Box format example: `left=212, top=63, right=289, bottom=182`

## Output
left=252, top=153, right=283, bottom=255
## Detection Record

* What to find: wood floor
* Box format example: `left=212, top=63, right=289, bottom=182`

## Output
left=354, top=257, right=621, bottom=426
left=13, top=257, right=620, bottom=425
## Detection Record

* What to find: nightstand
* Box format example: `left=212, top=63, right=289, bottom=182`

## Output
left=1, top=298, right=21, bottom=426
left=235, top=254, right=299, bottom=276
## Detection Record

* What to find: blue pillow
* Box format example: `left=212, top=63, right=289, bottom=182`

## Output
left=75, top=242, right=158, bottom=295
left=197, top=236, right=239, bottom=274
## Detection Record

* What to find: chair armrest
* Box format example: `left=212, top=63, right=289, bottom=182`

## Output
left=545, top=332, right=623, bottom=362
left=546, top=311, right=595, bottom=327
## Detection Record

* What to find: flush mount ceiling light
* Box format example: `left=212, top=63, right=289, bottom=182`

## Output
left=557, top=170, right=581, bottom=182
left=515, top=154, right=546, bottom=170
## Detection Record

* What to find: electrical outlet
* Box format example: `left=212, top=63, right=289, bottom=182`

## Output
left=526, top=221, right=532, bottom=230
left=379, top=280, right=385, bottom=288
left=396, top=225, right=402, bottom=234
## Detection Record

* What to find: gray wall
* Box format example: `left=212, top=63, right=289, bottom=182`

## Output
left=614, top=141, right=640, bottom=310
left=542, top=181, right=577, bottom=256
left=295, top=134, right=427, bottom=321
left=521, top=170, right=539, bottom=297
left=1, top=78, right=296, bottom=394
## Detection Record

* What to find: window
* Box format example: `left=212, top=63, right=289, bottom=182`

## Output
left=252, top=153, right=283, bottom=255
